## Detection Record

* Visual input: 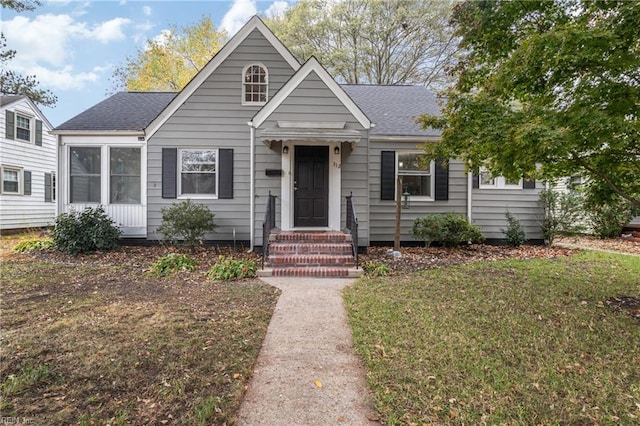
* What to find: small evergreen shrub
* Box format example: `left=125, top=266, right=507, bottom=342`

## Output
left=53, top=207, right=122, bottom=255
left=413, top=213, right=484, bottom=247
left=13, top=238, right=54, bottom=253
left=502, top=211, right=526, bottom=247
left=207, top=256, right=258, bottom=281
left=156, top=200, right=217, bottom=249
left=149, top=253, right=197, bottom=276
left=362, top=261, right=391, bottom=277
left=538, top=188, right=586, bottom=245
left=586, top=200, right=633, bottom=239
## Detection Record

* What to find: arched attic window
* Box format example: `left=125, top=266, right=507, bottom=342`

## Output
left=242, top=63, right=268, bottom=105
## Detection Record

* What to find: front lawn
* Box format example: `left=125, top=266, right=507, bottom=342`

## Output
left=345, top=251, right=640, bottom=424
left=0, top=252, right=279, bottom=425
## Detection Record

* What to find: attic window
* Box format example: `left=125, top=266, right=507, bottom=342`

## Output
left=243, top=64, right=268, bottom=105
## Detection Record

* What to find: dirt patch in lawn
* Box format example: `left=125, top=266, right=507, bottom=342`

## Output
left=556, top=234, right=640, bottom=255
left=0, top=248, right=279, bottom=425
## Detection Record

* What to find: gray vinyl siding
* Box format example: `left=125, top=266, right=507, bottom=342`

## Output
left=471, top=183, right=543, bottom=240
left=255, top=71, right=369, bottom=246
left=369, top=141, right=468, bottom=242
left=147, top=29, right=296, bottom=240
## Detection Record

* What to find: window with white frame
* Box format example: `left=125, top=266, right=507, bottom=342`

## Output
left=70, top=147, right=101, bottom=203
left=479, top=167, right=522, bottom=189
left=110, top=147, right=141, bottom=204
left=15, top=114, right=31, bottom=142
left=1, top=166, right=21, bottom=194
left=397, top=152, right=434, bottom=198
left=243, top=64, right=268, bottom=104
left=180, top=149, right=217, bottom=196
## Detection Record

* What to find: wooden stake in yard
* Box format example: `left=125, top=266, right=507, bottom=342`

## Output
left=394, top=176, right=402, bottom=251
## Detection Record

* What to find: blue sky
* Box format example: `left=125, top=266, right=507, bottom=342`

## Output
left=2, top=0, right=294, bottom=127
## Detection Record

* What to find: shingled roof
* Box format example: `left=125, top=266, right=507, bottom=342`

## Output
left=341, top=84, right=442, bottom=137
left=53, top=85, right=442, bottom=136
left=55, top=92, right=177, bottom=131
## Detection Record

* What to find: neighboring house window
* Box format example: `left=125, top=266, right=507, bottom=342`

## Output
left=397, top=152, right=434, bottom=198
left=243, top=64, right=268, bottom=104
left=45, top=172, right=55, bottom=202
left=179, top=149, right=217, bottom=196
left=15, top=114, right=31, bottom=141
left=110, top=147, right=141, bottom=204
left=479, top=167, right=522, bottom=189
left=1, top=166, right=21, bottom=194
left=70, top=147, right=101, bottom=203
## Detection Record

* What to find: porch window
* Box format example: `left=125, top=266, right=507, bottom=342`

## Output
left=70, top=147, right=101, bottom=203
left=180, top=149, right=217, bottom=196
left=16, top=114, right=31, bottom=142
left=397, top=153, right=433, bottom=198
left=243, top=64, right=268, bottom=104
left=110, top=147, right=141, bottom=204
left=1, top=167, right=21, bottom=194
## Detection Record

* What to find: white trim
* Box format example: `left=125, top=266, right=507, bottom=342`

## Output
left=177, top=148, right=219, bottom=199
left=277, top=121, right=345, bottom=129
left=0, top=165, right=23, bottom=195
left=249, top=125, right=255, bottom=249
left=108, top=146, right=143, bottom=205
left=478, top=167, right=523, bottom=189
left=396, top=151, right=435, bottom=201
left=145, top=15, right=300, bottom=139
left=467, top=168, right=473, bottom=222
left=14, top=110, right=34, bottom=143
left=252, top=57, right=371, bottom=129
left=51, top=130, right=145, bottom=136
left=280, top=142, right=341, bottom=231
left=242, top=62, right=268, bottom=106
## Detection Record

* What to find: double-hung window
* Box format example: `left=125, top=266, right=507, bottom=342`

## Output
left=110, top=147, right=141, bottom=204
left=479, top=167, right=522, bottom=189
left=1, top=167, right=21, bottom=194
left=70, top=147, right=101, bottom=203
left=397, top=152, right=434, bottom=198
left=15, top=114, right=31, bottom=142
left=180, top=149, right=217, bottom=196
left=243, top=64, right=268, bottom=104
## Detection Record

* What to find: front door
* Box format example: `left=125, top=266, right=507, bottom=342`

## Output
left=294, top=145, right=329, bottom=227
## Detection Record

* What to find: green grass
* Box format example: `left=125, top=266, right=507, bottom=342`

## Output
left=344, top=251, right=640, bottom=425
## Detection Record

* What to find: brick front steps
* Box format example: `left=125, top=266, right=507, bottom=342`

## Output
left=258, top=231, right=362, bottom=278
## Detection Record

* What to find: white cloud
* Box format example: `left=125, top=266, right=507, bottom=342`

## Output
left=91, top=17, right=132, bottom=43
left=30, top=65, right=102, bottom=91
left=265, top=1, right=291, bottom=19
left=221, top=0, right=257, bottom=36
left=143, top=6, right=152, bottom=16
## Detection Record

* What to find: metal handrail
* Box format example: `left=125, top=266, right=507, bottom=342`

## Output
left=345, top=193, right=359, bottom=269
left=262, top=192, right=276, bottom=267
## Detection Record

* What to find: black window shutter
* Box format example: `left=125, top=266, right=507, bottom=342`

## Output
left=218, top=149, right=234, bottom=199
left=6, top=111, right=14, bottom=140
left=472, top=170, right=480, bottom=189
left=523, top=177, right=536, bottom=189
left=44, top=172, right=52, bottom=202
left=23, top=170, right=31, bottom=195
left=380, top=151, right=395, bottom=200
left=434, top=158, right=449, bottom=201
left=162, top=148, right=177, bottom=199
left=35, top=120, right=43, bottom=146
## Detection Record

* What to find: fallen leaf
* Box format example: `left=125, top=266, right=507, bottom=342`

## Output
left=315, top=380, right=323, bottom=388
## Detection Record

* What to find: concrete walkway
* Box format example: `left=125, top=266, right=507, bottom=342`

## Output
left=237, top=277, right=378, bottom=425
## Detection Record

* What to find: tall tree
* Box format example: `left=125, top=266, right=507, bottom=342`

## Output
left=419, top=0, right=640, bottom=207
left=111, top=15, right=227, bottom=92
left=0, top=0, right=57, bottom=106
left=266, top=0, right=459, bottom=89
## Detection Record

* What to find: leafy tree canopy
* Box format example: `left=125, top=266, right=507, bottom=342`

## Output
left=1, top=0, right=57, bottom=106
left=111, top=15, right=227, bottom=92
left=419, top=0, right=640, bottom=207
left=266, top=0, right=459, bottom=89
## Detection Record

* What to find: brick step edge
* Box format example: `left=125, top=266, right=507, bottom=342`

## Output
left=267, top=254, right=355, bottom=267
left=268, top=243, right=353, bottom=255
left=270, top=232, right=352, bottom=243
left=258, top=267, right=363, bottom=278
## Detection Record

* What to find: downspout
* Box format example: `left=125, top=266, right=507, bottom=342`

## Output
left=467, top=167, right=473, bottom=222
left=248, top=122, right=255, bottom=250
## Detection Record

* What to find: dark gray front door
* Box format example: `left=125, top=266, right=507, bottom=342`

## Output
left=294, top=145, right=329, bottom=227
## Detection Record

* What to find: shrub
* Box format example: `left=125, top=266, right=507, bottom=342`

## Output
left=156, top=200, right=217, bottom=249
left=412, top=215, right=445, bottom=247
left=149, top=253, right=197, bottom=276
left=13, top=238, right=54, bottom=253
left=538, top=188, right=586, bottom=246
left=53, top=207, right=122, bottom=255
left=502, top=211, right=526, bottom=247
left=362, top=261, right=391, bottom=277
left=207, top=256, right=258, bottom=281
left=586, top=198, right=634, bottom=239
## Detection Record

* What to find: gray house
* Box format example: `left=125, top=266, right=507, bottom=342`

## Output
left=53, top=16, right=543, bottom=275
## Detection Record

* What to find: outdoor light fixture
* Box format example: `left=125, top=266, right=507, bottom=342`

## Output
left=334, top=146, right=340, bottom=155
left=283, top=145, right=289, bottom=154
left=402, top=186, right=411, bottom=209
